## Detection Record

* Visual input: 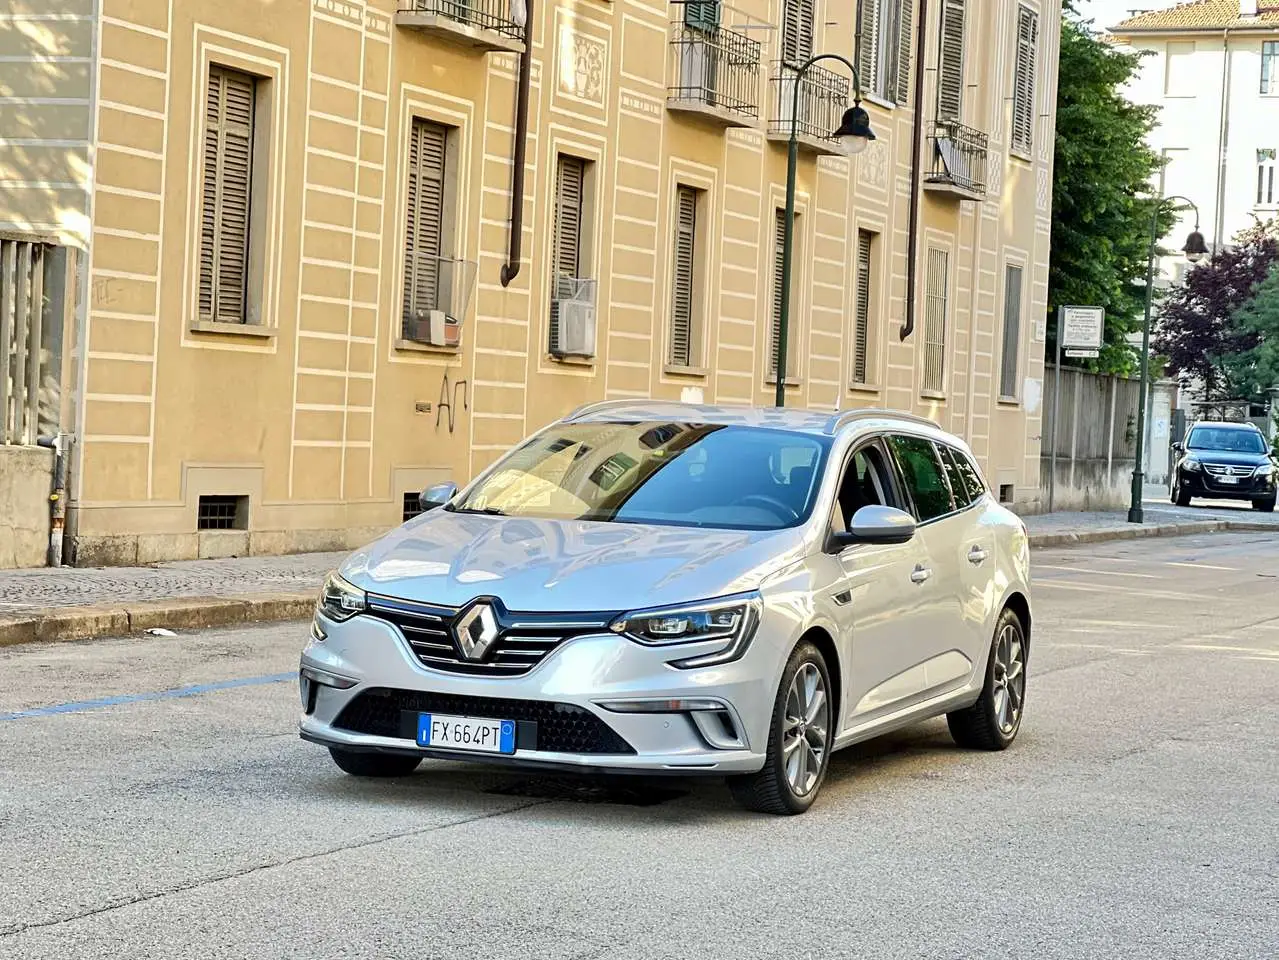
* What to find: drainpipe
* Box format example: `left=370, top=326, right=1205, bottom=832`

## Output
left=900, top=0, right=929, bottom=341
left=44, top=433, right=70, bottom=566
left=1213, top=27, right=1233, bottom=251
left=499, top=0, right=535, bottom=287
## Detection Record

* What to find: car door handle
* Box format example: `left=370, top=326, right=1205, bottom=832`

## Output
left=910, top=565, right=932, bottom=584
left=967, top=546, right=989, bottom=565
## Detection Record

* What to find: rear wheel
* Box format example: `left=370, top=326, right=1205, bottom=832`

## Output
left=329, top=747, right=422, bottom=778
left=729, top=641, right=833, bottom=815
left=948, top=608, right=1027, bottom=751
left=1254, top=494, right=1276, bottom=513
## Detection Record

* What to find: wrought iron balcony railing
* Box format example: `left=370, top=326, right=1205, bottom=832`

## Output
left=667, top=4, right=762, bottom=127
left=767, top=61, right=850, bottom=153
left=925, top=120, right=989, bottom=199
left=395, top=0, right=524, bottom=53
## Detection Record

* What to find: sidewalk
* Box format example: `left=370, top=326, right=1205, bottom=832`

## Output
left=2, top=491, right=1276, bottom=646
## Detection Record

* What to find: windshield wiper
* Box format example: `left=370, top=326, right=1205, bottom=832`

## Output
left=451, top=506, right=508, bottom=516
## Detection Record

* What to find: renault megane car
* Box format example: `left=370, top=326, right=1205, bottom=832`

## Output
left=299, top=402, right=1032, bottom=814
left=1170, top=420, right=1277, bottom=512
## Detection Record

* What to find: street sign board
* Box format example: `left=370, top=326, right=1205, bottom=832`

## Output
left=1060, top=306, right=1104, bottom=349
left=1065, top=349, right=1100, bottom=359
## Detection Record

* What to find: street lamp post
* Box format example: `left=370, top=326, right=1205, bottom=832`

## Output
left=775, top=54, right=875, bottom=407
left=1129, top=196, right=1208, bottom=523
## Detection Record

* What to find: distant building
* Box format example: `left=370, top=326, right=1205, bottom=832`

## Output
left=2, top=0, right=1062, bottom=567
left=1111, top=1, right=1279, bottom=281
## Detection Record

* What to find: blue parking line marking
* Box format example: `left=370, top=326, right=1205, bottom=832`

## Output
left=0, top=672, right=296, bottom=722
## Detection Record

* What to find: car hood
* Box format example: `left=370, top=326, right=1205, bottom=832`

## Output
left=1185, top=450, right=1271, bottom=467
left=340, top=509, right=808, bottom=612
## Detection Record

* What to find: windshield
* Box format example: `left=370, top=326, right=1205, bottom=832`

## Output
left=1186, top=427, right=1266, bottom=455
left=450, top=421, right=831, bottom=530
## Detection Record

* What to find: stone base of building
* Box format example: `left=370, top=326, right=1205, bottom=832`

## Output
left=69, top=525, right=389, bottom=568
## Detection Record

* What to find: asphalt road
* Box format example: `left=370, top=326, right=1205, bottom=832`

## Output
left=2, top=533, right=1277, bottom=959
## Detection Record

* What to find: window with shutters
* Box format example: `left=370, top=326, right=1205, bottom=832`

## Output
left=769, top=207, right=800, bottom=380
left=199, top=66, right=257, bottom=325
left=936, top=0, right=965, bottom=121
left=668, top=185, right=704, bottom=369
left=857, top=0, right=913, bottom=104
left=549, top=154, right=594, bottom=355
left=402, top=118, right=452, bottom=342
left=1011, top=6, right=1038, bottom=156
left=999, top=263, right=1023, bottom=400
left=780, top=0, right=815, bottom=66
left=922, top=247, right=948, bottom=395
left=852, top=230, right=874, bottom=385
left=1263, top=42, right=1279, bottom=96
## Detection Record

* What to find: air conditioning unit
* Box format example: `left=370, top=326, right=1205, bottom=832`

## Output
left=408, top=309, right=460, bottom=347
left=554, top=301, right=596, bottom=357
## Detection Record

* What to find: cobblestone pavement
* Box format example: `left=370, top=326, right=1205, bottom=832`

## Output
left=0, top=552, right=345, bottom=616
left=2, top=486, right=1274, bottom=617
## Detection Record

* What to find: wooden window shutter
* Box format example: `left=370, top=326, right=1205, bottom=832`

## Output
left=669, top=186, right=697, bottom=368
left=1000, top=264, right=1023, bottom=399
left=895, top=0, right=914, bottom=105
left=1012, top=6, right=1038, bottom=153
left=854, top=231, right=873, bottom=385
left=550, top=155, right=585, bottom=349
left=781, top=0, right=814, bottom=65
left=922, top=247, right=948, bottom=394
left=402, top=118, right=448, bottom=329
left=857, top=0, right=879, bottom=97
left=199, top=66, right=255, bottom=324
left=937, top=0, right=965, bottom=121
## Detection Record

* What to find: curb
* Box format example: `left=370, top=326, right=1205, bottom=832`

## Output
left=0, top=592, right=314, bottom=649
left=0, top=519, right=1273, bottom=648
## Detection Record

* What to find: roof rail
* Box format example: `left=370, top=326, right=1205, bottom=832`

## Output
left=825, top=408, right=940, bottom=436
left=562, top=398, right=654, bottom=422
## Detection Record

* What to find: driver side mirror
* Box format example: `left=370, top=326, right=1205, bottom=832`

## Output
left=418, top=481, right=458, bottom=512
left=828, top=505, right=918, bottom=552
left=1172, top=441, right=1184, bottom=454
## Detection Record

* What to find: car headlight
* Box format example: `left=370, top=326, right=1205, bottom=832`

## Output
left=1254, top=464, right=1275, bottom=478
left=317, top=571, right=366, bottom=622
left=1182, top=457, right=1202, bottom=472
left=609, top=594, right=762, bottom=669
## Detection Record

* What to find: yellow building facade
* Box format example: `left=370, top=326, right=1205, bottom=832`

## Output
left=2, top=0, right=1061, bottom=565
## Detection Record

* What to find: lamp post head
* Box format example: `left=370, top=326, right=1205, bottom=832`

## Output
left=833, top=104, right=875, bottom=156
left=1183, top=229, right=1209, bottom=263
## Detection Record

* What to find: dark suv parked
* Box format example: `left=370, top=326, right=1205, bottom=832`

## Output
left=1170, top=422, right=1277, bottom=512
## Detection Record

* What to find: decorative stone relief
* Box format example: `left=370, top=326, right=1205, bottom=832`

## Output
left=986, top=155, right=1002, bottom=198
left=1036, top=167, right=1050, bottom=212
left=859, top=140, right=888, bottom=191
left=558, top=25, right=607, bottom=105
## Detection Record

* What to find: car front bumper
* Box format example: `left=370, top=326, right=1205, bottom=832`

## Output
left=298, top=611, right=785, bottom=775
left=1180, top=470, right=1275, bottom=499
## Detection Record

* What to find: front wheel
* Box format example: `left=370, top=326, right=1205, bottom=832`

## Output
left=1255, top=494, right=1276, bottom=513
left=948, top=608, right=1027, bottom=751
left=329, top=747, right=422, bottom=778
left=1174, top=475, right=1192, bottom=507
left=729, top=641, right=833, bottom=815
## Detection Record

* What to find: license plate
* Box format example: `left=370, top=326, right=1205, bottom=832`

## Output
left=417, top=713, right=516, bottom=755
left=1219, top=475, right=1238, bottom=484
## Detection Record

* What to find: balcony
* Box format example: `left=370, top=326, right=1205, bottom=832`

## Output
left=394, top=0, right=525, bottom=55
left=924, top=121, right=989, bottom=201
left=666, top=5, right=762, bottom=128
left=766, top=62, right=850, bottom=156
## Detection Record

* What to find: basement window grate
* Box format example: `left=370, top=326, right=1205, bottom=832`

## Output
left=198, top=495, right=248, bottom=531
left=403, top=492, right=423, bottom=522
left=998, top=484, right=1015, bottom=504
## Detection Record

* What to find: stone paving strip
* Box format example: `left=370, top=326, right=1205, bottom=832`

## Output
left=1, top=506, right=1276, bottom=647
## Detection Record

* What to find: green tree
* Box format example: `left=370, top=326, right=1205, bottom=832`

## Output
left=1225, top=263, right=1279, bottom=400
left=1048, top=10, right=1174, bottom=374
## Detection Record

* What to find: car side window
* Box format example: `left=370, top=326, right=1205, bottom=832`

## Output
left=833, top=442, right=895, bottom=531
left=887, top=435, right=955, bottom=523
left=940, top=445, right=986, bottom=507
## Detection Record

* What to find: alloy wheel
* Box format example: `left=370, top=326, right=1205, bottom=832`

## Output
left=782, top=662, right=830, bottom=797
left=991, top=621, right=1026, bottom=735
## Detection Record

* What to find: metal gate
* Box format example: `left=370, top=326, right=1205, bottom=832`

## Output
left=1, top=238, right=57, bottom=445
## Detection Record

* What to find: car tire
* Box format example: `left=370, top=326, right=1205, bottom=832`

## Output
left=948, top=607, right=1027, bottom=752
left=1255, top=495, right=1276, bottom=513
left=1174, top=477, right=1192, bottom=507
left=329, top=747, right=422, bottom=778
left=729, top=641, right=833, bottom=816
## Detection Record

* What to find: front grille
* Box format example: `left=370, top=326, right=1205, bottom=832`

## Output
left=333, top=688, right=637, bottom=755
left=1204, top=465, right=1254, bottom=477
left=365, top=595, right=615, bottom=678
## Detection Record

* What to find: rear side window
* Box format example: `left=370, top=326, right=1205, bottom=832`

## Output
left=941, top=445, right=987, bottom=507
left=888, top=436, right=955, bottom=522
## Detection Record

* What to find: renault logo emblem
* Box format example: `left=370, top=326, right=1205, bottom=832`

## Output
left=453, top=601, right=500, bottom=662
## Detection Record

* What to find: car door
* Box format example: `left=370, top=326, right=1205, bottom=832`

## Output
left=828, top=439, right=937, bottom=727
left=881, top=434, right=974, bottom=706
left=938, top=444, right=999, bottom=665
